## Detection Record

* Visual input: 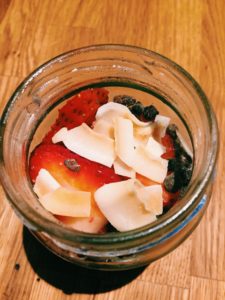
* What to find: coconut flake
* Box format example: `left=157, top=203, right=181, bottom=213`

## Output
left=58, top=123, right=116, bottom=167
left=94, top=179, right=157, bottom=232
left=34, top=169, right=61, bottom=198
left=39, top=187, right=91, bottom=217
left=131, top=145, right=168, bottom=183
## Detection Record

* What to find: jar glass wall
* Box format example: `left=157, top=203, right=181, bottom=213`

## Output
left=0, top=45, right=218, bottom=270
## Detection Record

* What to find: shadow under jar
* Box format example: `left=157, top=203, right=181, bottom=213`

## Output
left=0, top=45, right=218, bottom=270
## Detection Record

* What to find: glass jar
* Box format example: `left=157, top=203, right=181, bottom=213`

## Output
left=0, top=44, right=218, bottom=270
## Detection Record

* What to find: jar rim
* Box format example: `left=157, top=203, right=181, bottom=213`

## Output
left=0, top=44, right=219, bottom=245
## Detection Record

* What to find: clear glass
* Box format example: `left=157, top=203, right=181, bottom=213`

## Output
left=0, top=45, right=218, bottom=270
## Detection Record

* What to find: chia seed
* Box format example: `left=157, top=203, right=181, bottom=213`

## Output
left=64, top=159, right=80, bottom=172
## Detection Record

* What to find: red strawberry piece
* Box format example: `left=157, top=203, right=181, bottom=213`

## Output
left=29, top=143, right=126, bottom=233
left=161, top=134, right=175, bottom=159
left=161, top=150, right=175, bottom=160
left=29, top=144, right=125, bottom=191
left=43, top=88, right=109, bottom=143
left=162, top=185, right=179, bottom=206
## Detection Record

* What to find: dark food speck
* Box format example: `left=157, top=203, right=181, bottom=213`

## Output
left=130, top=102, right=144, bottom=116
left=64, top=159, right=80, bottom=172
left=143, top=105, right=159, bottom=121
left=15, top=263, right=20, bottom=270
left=166, top=123, right=178, bottom=139
left=113, top=95, right=137, bottom=106
left=164, top=124, right=193, bottom=193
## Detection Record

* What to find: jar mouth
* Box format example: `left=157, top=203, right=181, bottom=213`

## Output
left=0, top=44, right=219, bottom=245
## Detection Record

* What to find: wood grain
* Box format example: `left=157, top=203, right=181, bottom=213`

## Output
left=0, top=0, right=225, bottom=299
left=190, top=0, right=225, bottom=283
left=95, top=280, right=189, bottom=300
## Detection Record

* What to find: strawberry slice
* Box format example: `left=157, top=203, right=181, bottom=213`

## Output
left=30, top=144, right=125, bottom=191
left=43, top=88, right=109, bottom=143
left=160, top=134, right=180, bottom=205
left=161, top=134, right=175, bottom=159
left=29, top=144, right=126, bottom=233
left=162, top=185, right=179, bottom=206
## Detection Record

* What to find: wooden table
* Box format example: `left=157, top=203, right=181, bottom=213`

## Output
left=0, top=1, right=224, bottom=299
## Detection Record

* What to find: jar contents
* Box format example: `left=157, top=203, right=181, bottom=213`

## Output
left=29, top=88, right=193, bottom=233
